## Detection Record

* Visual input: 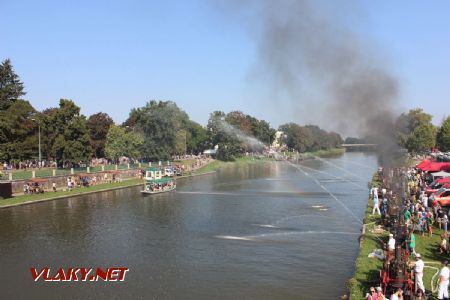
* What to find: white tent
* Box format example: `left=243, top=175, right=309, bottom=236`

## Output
left=431, top=171, right=450, bottom=178
left=203, top=149, right=216, bottom=155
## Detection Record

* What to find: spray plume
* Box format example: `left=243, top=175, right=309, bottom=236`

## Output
left=218, top=119, right=266, bottom=151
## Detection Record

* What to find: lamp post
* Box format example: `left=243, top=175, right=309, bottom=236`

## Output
left=184, top=130, right=187, bottom=156
left=31, top=118, right=41, bottom=167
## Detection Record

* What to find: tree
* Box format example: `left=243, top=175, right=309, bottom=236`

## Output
left=279, top=123, right=342, bottom=153
left=87, top=112, right=114, bottom=158
left=0, top=59, right=26, bottom=111
left=0, top=100, right=38, bottom=161
left=206, top=111, right=241, bottom=160
left=41, top=99, right=92, bottom=166
left=279, top=123, right=313, bottom=152
left=205, top=110, right=276, bottom=159
left=186, top=120, right=208, bottom=155
left=437, top=116, right=450, bottom=152
left=396, top=108, right=434, bottom=150
left=405, top=123, right=436, bottom=153
left=124, top=101, right=189, bottom=161
left=105, top=125, right=143, bottom=161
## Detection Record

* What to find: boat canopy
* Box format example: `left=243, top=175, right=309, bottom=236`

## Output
left=145, top=167, right=160, bottom=172
left=145, top=177, right=173, bottom=184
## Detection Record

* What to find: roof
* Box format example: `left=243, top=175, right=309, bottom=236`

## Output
left=417, top=160, right=450, bottom=172
left=431, top=171, right=450, bottom=178
left=145, top=177, right=174, bottom=184
left=145, top=167, right=160, bottom=172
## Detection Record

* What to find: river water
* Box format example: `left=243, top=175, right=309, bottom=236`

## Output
left=0, top=152, right=377, bottom=299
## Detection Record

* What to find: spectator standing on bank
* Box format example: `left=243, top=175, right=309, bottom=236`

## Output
left=414, top=254, right=425, bottom=294
left=438, top=260, right=450, bottom=300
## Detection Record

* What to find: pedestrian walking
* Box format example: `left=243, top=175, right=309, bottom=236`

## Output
left=372, top=196, right=381, bottom=215
left=414, top=254, right=425, bottom=294
left=438, top=260, right=450, bottom=300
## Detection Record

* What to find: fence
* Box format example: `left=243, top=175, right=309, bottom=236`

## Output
left=6, top=161, right=175, bottom=181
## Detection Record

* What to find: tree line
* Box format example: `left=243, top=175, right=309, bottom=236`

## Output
left=4, top=58, right=448, bottom=166
left=344, top=108, right=450, bottom=154
left=0, top=59, right=347, bottom=166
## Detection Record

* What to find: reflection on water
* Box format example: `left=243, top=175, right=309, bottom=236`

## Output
left=0, top=152, right=377, bottom=299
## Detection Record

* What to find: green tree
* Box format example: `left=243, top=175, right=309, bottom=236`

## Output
left=279, top=123, right=342, bottom=152
left=41, top=99, right=92, bottom=166
left=405, top=123, right=436, bottom=153
left=396, top=108, right=434, bottom=149
left=206, top=111, right=241, bottom=160
left=105, top=125, right=143, bottom=161
left=125, top=101, right=190, bottom=161
left=206, top=110, right=276, bottom=159
left=279, top=123, right=313, bottom=152
left=0, top=100, right=38, bottom=161
left=186, top=120, right=208, bottom=155
left=87, top=112, right=114, bottom=158
left=437, top=116, right=450, bottom=151
left=0, top=59, right=26, bottom=111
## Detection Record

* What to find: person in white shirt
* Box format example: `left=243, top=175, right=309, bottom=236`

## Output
left=423, top=195, right=428, bottom=208
left=388, top=234, right=396, bottom=251
left=372, top=196, right=381, bottom=215
left=439, top=260, right=450, bottom=300
left=389, top=287, right=403, bottom=300
left=370, top=186, right=379, bottom=200
left=414, top=254, right=425, bottom=294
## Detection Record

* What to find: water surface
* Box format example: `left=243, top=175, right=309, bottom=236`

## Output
left=0, top=152, right=377, bottom=299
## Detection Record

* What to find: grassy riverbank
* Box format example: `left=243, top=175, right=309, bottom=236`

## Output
left=348, top=172, right=446, bottom=299
left=193, top=156, right=273, bottom=174
left=0, top=156, right=272, bottom=209
left=302, top=147, right=346, bottom=158
left=0, top=178, right=143, bottom=208
left=348, top=172, right=383, bottom=299
left=280, top=147, right=345, bottom=159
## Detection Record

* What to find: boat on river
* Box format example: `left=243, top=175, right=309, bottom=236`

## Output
left=141, top=167, right=176, bottom=194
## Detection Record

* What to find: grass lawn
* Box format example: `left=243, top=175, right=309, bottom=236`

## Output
left=303, top=147, right=346, bottom=158
left=349, top=172, right=447, bottom=299
left=0, top=178, right=142, bottom=208
left=192, top=156, right=273, bottom=175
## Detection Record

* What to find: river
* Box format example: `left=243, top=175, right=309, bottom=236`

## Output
left=0, top=152, right=378, bottom=299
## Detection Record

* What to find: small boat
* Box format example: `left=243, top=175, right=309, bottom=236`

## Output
left=141, top=167, right=176, bottom=194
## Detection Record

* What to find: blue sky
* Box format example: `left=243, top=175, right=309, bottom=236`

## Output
left=1, top=0, right=449, bottom=132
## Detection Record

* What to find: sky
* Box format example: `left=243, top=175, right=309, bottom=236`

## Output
left=1, top=0, right=449, bottom=135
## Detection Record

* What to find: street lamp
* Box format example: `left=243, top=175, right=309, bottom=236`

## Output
left=31, top=118, right=41, bottom=167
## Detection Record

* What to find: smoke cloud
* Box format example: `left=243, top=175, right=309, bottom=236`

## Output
left=222, top=0, right=401, bottom=164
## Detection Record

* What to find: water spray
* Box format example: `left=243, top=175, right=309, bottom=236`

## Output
left=312, top=155, right=363, bottom=180
left=284, top=160, right=363, bottom=225
left=295, top=163, right=367, bottom=190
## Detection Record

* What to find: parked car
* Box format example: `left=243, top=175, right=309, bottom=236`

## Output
left=163, top=168, right=174, bottom=177
left=432, top=188, right=450, bottom=206
left=426, top=178, right=450, bottom=195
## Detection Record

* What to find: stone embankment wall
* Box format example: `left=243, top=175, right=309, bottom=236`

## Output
left=11, top=169, right=141, bottom=194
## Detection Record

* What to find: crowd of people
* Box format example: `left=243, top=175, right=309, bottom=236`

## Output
left=366, top=166, right=450, bottom=300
